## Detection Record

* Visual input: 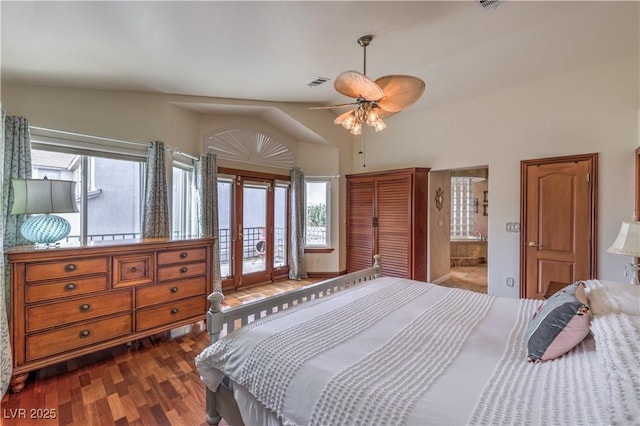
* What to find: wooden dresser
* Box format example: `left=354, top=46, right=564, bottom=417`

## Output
left=6, top=237, right=215, bottom=393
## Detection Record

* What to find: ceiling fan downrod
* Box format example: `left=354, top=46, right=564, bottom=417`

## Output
left=357, top=35, right=373, bottom=76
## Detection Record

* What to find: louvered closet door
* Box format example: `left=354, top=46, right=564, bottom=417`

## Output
left=376, top=174, right=413, bottom=278
left=347, top=178, right=375, bottom=273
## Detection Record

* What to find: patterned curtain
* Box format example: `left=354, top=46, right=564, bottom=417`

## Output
left=289, top=167, right=307, bottom=280
left=142, top=141, right=170, bottom=238
left=194, top=153, right=222, bottom=291
left=1, top=114, right=32, bottom=397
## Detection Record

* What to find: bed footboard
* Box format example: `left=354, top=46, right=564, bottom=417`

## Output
left=203, top=255, right=381, bottom=425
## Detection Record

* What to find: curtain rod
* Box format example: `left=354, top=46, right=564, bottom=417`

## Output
left=306, top=175, right=340, bottom=179
left=167, top=147, right=197, bottom=160
left=30, top=126, right=149, bottom=147
left=31, top=125, right=198, bottom=160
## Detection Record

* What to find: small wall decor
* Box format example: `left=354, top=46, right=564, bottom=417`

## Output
left=435, top=187, right=444, bottom=211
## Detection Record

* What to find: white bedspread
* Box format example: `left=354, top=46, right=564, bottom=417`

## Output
left=196, top=277, right=640, bottom=426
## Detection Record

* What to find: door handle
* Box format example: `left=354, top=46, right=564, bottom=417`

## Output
left=528, top=241, right=541, bottom=248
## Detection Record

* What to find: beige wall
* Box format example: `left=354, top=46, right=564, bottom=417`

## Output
left=428, top=170, right=451, bottom=282
left=3, top=51, right=638, bottom=295
left=2, top=84, right=170, bottom=146
left=350, top=55, right=639, bottom=297
left=1, top=83, right=352, bottom=274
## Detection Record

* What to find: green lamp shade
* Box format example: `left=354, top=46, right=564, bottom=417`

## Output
left=20, top=214, right=72, bottom=244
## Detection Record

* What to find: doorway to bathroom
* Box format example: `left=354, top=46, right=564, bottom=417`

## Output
left=442, top=166, right=488, bottom=293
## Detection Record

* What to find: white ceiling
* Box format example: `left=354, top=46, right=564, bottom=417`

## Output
left=1, top=1, right=638, bottom=116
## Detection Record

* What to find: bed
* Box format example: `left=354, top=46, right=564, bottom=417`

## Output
left=195, top=256, right=640, bottom=426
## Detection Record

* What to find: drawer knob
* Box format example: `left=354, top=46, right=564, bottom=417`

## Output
left=79, top=330, right=91, bottom=338
left=170, top=308, right=179, bottom=315
left=131, top=267, right=137, bottom=273
left=170, top=287, right=179, bottom=294
left=65, top=264, right=77, bottom=272
left=79, top=304, right=91, bottom=312
left=180, top=252, right=188, bottom=258
left=64, top=283, right=77, bottom=291
left=180, top=267, right=188, bottom=273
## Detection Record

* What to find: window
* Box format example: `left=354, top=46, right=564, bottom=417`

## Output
left=217, top=177, right=234, bottom=278
left=172, top=163, right=198, bottom=238
left=305, top=179, right=330, bottom=248
left=274, top=183, right=289, bottom=268
left=451, top=177, right=474, bottom=238
left=31, top=147, right=145, bottom=243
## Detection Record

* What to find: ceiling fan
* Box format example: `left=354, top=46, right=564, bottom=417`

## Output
left=312, top=35, right=426, bottom=135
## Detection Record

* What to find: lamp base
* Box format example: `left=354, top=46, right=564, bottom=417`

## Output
left=624, top=263, right=640, bottom=286
left=20, top=214, right=71, bottom=245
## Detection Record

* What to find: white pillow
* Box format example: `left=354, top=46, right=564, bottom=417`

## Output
left=584, top=280, right=640, bottom=317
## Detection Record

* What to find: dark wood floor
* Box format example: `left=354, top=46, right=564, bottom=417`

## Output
left=0, top=279, right=317, bottom=426
left=2, top=327, right=211, bottom=426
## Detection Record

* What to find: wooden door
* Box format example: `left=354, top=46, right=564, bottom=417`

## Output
left=234, top=178, right=273, bottom=289
left=520, top=154, right=597, bottom=299
left=376, top=173, right=413, bottom=277
left=347, top=177, right=375, bottom=273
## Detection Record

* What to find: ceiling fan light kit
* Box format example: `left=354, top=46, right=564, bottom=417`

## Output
left=314, top=35, right=426, bottom=135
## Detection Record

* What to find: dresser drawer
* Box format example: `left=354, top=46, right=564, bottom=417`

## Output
left=26, top=275, right=109, bottom=303
left=136, top=297, right=205, bottom=331
left=157, top=247, right=207, bottom=265
left=157, top=262, right=207, bottom=282
left=136, top=276, right=207, bottom=308
left=26, top=291, right=132, bottom=332
left=25, top=257, right=109, bottom=282
left=26, top=314, right=132, bottom=361
left=113, top=253, right=154, bottom=287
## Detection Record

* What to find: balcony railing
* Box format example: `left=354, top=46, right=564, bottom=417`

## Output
left=306, top=226, right=326, bottom=245
left=68, top=227, right=287, bottom=264
left=218, top=227, right=286, bottom=264
left=65, top=233, right=141, bottom=243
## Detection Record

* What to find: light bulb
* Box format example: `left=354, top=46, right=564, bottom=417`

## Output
left=342, top=114, right=356, bottom=130
left=373, top=118, right=386, bottom=132
left=366, top=110, right=379, bottom=126
left=351, top=121, right=362, bottom=135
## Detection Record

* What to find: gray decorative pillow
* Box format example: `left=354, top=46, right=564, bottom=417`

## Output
left=525, top=282, right=592, bottom=362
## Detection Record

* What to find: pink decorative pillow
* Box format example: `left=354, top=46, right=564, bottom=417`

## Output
left=526, top=282, right=592, bottom=362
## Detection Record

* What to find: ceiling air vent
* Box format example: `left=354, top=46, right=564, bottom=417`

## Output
left=307, top=77, right=330, bottom=87
left=479, top=0, right=502, bottom=9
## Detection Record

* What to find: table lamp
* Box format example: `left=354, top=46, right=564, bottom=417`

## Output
left=11, top=177, right=79, bottom=245
left=607, top=218, right=640, bottom=285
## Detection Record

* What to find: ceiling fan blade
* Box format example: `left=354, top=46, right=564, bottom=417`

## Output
left=308, top=103, right=357, bottom=110
left=374, top=75, right=426, bottom=113
left=375, top=108, right=398, bottom=120
left=333, top=109, right=357, bottom=125
left=334, top=70, right=384, bottom=101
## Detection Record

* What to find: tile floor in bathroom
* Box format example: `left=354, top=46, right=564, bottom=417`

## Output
left=439, top=263, right=488, bottom=293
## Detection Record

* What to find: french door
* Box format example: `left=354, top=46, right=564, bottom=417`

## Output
left=218, top=172, right=289, bottom=292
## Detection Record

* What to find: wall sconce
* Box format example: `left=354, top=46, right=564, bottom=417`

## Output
left=11, top=177, right=79, bottom=245
left=435, top=188, right=444, bottom=211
